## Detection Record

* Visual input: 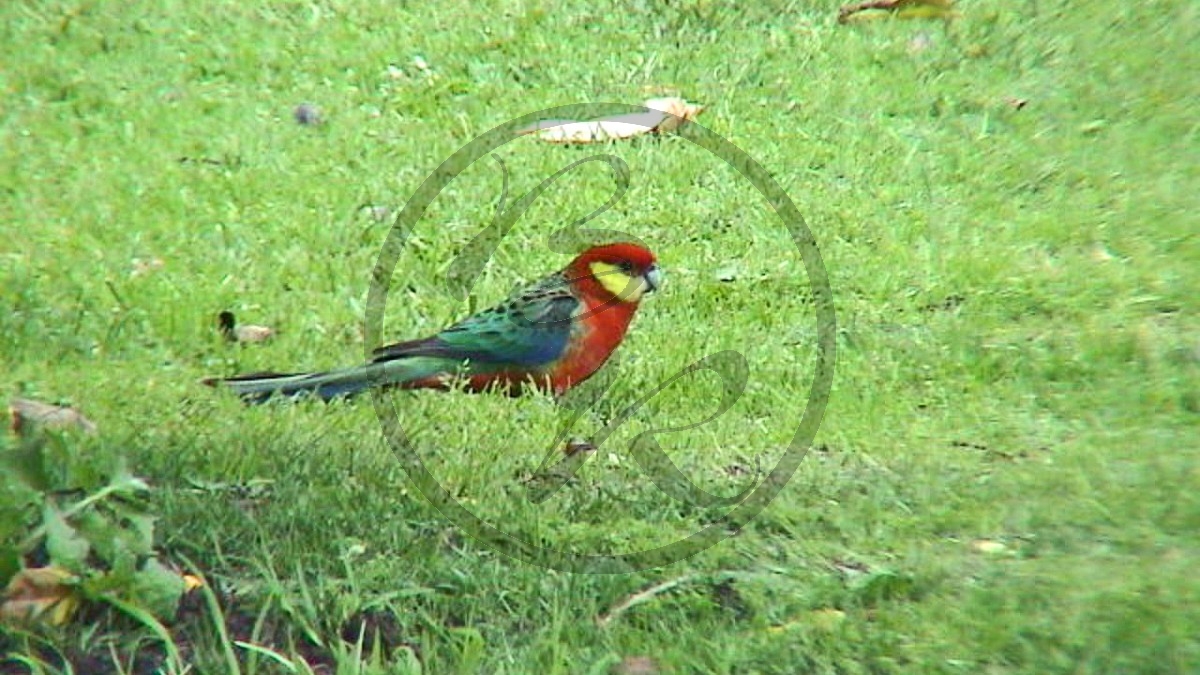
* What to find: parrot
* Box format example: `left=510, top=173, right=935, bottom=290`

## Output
left=204, top=242, right=661, bottom=404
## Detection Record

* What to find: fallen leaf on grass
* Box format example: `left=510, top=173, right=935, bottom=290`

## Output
left=233, top=325, right=274, bottom=343
left=829, top=558, right=871, bottom=578
left=563, top=437, right=597, bottom=457
left=714, top=264, right=740, bottom=283
left=838, top=0, right=958, bottom=24
left=518, top=98, right=705, bottom=144
left=1, top=566, right=81, bottom=626
left=361, top=205, right=393, bottom=222
left=1088, top=243, right=1115, bottom=262
left=969, top=539, right=1009, bottom=555
left=9, top=398, right=98, bottom=436
left=412, top=55, right=432, bottom=76
left=218, top=311, right=275, bottom=344
left=130, top=257, right=165, bottom=277
left=612, top=655, right=666, bottom=675
left=907, top=31, right=934, bottom=53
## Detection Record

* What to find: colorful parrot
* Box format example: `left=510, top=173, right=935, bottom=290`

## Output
left=204, top=242, right=661, bottom=404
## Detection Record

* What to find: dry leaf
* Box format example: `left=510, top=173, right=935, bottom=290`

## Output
left=907, top=31, right=934, bottom=53
left=9, top=398, right=98, bottom=436
left=234, top=325, right=274, bottom=343
left=361, top=205, right=393, bottom=222
left=645, top=97, right=705, bottom=133
left=969, top=539, right=1009, bottom=554
left=563, top=438, right=597, bottom=457
left=838, top=0, right=957, bottom=24
left=612, top=655, right=665, bottom=675
left=1, top=566, right=81, bottom=626
left=182, top=574, right=205, bottom=592
left=1090, top=243, right=1116, bottom=263
left=830, top=558, right=871, bottom=578
left=130, top=257, right=165, bottom=277
left=518, top=97, right=705, bottom=144
left=218, top=311, right=275, bottom=344
left=714, top=264, right=740, bottom=282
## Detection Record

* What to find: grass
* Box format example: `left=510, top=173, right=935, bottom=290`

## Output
left=2, top=0, right=1197, bottom=672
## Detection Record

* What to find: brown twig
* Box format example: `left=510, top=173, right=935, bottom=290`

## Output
left=595, top=574, right=700, bottom=628
left=838, top=0, right=954, bottom=24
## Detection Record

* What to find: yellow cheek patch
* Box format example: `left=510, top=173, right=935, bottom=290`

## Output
left=589, top=261, right=648, bottom=302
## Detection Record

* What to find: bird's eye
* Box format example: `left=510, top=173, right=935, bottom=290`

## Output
left=618, top=260, right=634, bottom=273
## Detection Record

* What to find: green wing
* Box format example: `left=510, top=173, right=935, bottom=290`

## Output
left=371, top=273, right=580, bottom=368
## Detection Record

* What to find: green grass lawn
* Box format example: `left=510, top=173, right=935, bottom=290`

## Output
left=2, top=0, right=1198, bottom=672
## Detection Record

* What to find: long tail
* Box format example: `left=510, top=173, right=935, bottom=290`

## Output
left=203, top=358, right=444, bottom=404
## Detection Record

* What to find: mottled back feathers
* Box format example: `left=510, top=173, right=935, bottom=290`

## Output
left=370, top=271, right=581, bottom=369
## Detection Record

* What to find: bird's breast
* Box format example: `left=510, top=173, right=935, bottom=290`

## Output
left=546, top=296, right=639, bottom=393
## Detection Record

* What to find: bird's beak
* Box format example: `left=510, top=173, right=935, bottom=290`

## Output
left=644, top=264, right=662, bottom=293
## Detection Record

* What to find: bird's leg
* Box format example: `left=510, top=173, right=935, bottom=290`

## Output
left=525, top=366, right=624, bottom=502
